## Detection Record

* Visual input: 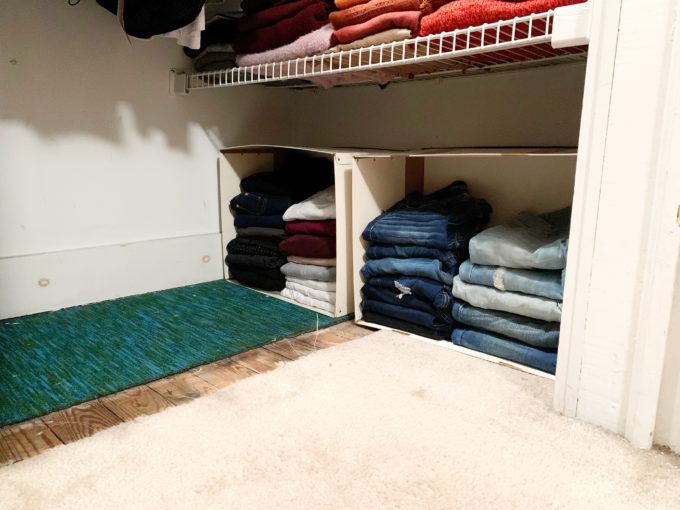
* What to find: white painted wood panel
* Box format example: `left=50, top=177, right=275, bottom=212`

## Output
left=0, top=234, right=223, bottom=320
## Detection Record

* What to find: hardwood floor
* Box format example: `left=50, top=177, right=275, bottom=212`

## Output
left=0, top=321, right=372, bottom=466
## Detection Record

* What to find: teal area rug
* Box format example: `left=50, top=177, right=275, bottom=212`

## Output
left=0, top=281, right=347, bottom=427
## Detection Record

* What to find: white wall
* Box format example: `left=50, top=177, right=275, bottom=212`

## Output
left=291, top=63, right=586, bottom=149
left=0, top=0, right=295, bottom=318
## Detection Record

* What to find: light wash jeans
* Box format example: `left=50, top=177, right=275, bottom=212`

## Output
left=452, top=276, right=562, bottom=322
left=469, top=208, right=570, bottom=270
left=451, top=328, right=557, bottom=374
left=361, top=258, right=454, bottom=285
left=458, top=260, right=563, bottom=301
left=452, top=301, right=559, bottom=349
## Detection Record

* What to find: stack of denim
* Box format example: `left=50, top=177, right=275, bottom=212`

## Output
left=279, top=186, right=337, bottom=313
left=450, top=208, right=571, bottom=374
left=360, top=181, right=491, bottom=340
left=226, top=155, right=334, bottom=292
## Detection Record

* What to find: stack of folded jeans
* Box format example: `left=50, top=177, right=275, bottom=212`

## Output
left=226, top=155, right=335, bottom=292
left=360, top=181, right=491, bottom=340
left=279, top=186, right=337, bottom=313
left=450, top=208, right=571, bottom=374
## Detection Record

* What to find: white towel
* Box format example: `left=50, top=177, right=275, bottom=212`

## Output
left=286, top=281, right=336, bottom=304
left=287, top=277, right=337, bottom=291
left=283, top=186, right=336, bottom=221
left=281, top=288, right=335, bottom=313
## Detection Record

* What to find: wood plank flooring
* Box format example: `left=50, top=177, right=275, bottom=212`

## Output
left=0, top=321, right=372, bottom=466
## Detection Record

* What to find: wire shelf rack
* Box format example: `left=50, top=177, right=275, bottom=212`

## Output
left=176, top=7, right=588, bottom=92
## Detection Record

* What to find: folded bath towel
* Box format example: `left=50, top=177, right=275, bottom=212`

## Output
left=239, top=0, right=320, bottom=32
left=335, top=0, right=369, bottom=9
left=287, top=276, right=337, bottom=291
left=327, top=28, right=412, bottom=51
left=235, top=1, right=331, bottom=54
left=330, top=0, right=420, bottom=30
left=287, top=255, right=337, bottom=267
left=283, top=186, right=336, bottom=221
left=331, top=11, right=420, bottom=44
left=236, top=24, right=333, bottom=66
left=281, top=288, right=336, bottom=313
left=419, top=0, right=587, bottom=37
left=286, top=280, right=337, bottom=304
left=279, top=235, right=337, bottom=258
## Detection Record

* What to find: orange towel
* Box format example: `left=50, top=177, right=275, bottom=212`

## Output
left=330, top=0, right=420, bottom=29
left=335, top=0, right=370, bottom=9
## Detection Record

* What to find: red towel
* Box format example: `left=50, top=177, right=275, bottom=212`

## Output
left=234, top=1, right=331, bottom=54
left=279, top=235, right=337, bottom=258
left=285, top=220, right=337, bottom=237
left=332, top=11, right=420, bottom=45
left=239, top=0, right=320, bottom=32
left=330, top=0, right=420, bottom=30
left=420, top=0, right=587, bottom=37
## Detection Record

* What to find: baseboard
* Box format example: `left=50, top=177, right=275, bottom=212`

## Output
left=0, top=234, right=223, bottom=320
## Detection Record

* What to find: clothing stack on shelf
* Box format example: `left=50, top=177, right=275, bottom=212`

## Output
left=279, top=186, right=337, bottom=313
left=184, top=14, right=240, bottom=71
left=227, top=154, right=334, bottom=292
left=326, top=0, right=427, bottom=53
left=419, top=0, right=587, bottom=37
left=234, top=0, right=334, bottom=66
left=360, top=181, right=491, bottom=340
left=450, top=208, right=570, bottom=375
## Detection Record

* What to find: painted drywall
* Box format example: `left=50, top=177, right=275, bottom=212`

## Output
left=0, top=0, right=295, bottom=318
left=290, top=63, right=586, bottom=149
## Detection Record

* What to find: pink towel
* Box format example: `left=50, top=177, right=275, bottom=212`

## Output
left=332, top=11, right=420, bottom=45
left=236, top=24, right=334, bottom=66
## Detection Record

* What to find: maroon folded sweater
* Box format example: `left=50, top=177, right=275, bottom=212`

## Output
left=279, top=235, right=337, bottom=258
left=332, top=11, right=420, bottom=45
left=239, top=0, right=319, bottom=32
left=234, top=2, right=331, bottom=54
left=285, top=220, right=337, bottom=237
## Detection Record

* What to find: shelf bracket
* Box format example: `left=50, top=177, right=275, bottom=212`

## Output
left=551, top=2, right=591, bottom=49
left=170, top=69, right=189, bottom=96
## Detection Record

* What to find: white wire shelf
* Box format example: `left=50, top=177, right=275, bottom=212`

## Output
left=173, top=4, right=589, bottom=92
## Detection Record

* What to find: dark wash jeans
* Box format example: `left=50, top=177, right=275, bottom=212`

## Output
left=363, top=276, right=452, bottom=310
left=233, top=214, right=285, bottom=229
left=361, top=311, right=451, bottom=341
left=361, top=258, right=454, bottom=285
left=362, top=299, right=454, bottom=337
left=230, top=192, right=292, bottom=216
left=361, top=284, right=454, bottom=323
left=451, top=328, right=557, bottom=374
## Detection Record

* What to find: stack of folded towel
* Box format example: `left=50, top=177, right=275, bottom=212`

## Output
left=419, top=0, right=587, bottom=37
left=279, top=186, right=337, bottom=313
left=327, top=0, right=425, bottom=53
left=235, top=0, right=334, bottom=66
left=227, top=154, right=334, bottom=291
left=450, top=207, right=570, bottom=374
left=360, top=181, right=491, bottom=340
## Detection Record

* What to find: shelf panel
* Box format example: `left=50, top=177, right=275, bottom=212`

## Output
left=177, top=6, right=589, bottom=92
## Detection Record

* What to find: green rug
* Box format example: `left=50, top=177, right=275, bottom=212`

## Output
left=0, top=280, right=347, bottom=427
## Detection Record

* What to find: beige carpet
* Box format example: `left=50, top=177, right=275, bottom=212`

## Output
left=2, top=330, right=680, bottom=510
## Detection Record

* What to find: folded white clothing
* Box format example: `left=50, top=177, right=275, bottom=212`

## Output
left=281, top=262, right=336, bottom=282
left=287, top=277, right=337, bottom=291
left=161, top=7, right=205, bottom=49
left=281, top=288, right=335, bottom=313
left=283, top=186, right=336, bottom=221
left=286, top=281, right=336, bottom=304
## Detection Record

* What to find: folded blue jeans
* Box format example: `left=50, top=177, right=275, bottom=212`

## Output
left=362, top=211, right=470, bottom=252
left=361, top=310, right=451, bottom=340
left=361, top=258, right=454, bottom=285
left=459, top=260, right=564, bottom=301
left=362, top=284, right=454, bottom=322
left=230, top=192, right=293, bottom=216
left=452, top=276, right=562, bottom=322
left=233, top=214, right=285, bottom=229
left=362, top=299, right=454, bottom=336
left=451, top=328, right=557, bottom=374
left=365, top=275, right=453, bottom=309
left=469, top=208, right=570, bottom=270
left=452, top=301, right=559, bottom=349
left=366, top=244, right=460, bottom=272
